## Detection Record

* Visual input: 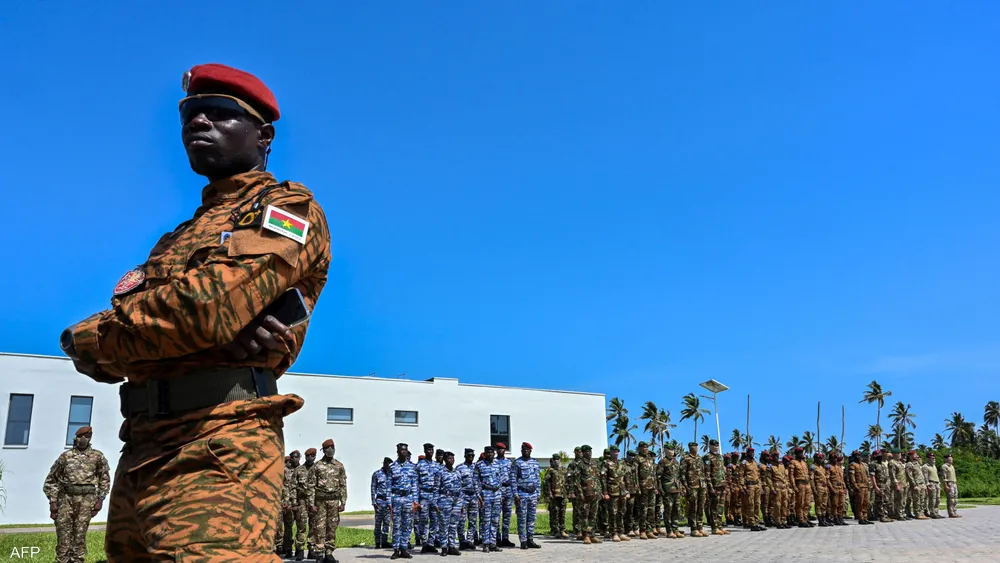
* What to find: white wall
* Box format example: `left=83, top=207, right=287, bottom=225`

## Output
left=0, top=353, right=606, bottom=525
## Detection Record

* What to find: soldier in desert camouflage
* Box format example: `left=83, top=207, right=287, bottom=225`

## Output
left=308, top=439, right=348, bottom=563
left=43, top=426, right=111, bottom=563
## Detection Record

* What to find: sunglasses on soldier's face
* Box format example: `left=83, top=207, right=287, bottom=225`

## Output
left=179, top=94, right=265, bottom=125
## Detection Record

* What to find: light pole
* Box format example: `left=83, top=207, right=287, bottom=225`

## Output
left=699, top=379, right=730, bottom=446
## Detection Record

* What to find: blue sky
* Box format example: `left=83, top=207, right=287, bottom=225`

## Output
left=2, top=2, right=998, bottom=451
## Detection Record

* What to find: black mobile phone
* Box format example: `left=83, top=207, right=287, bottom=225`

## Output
left=261, top=288, right=311, bottom=327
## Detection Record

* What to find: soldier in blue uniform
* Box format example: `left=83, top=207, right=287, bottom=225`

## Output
left=371, top=457, right=393, bottom=550
left=390, top=443, right=419, bottom=560
left=434, top=449, right=447, bottom=548
left=495, top=443, right=516, bottom=547
left=456, top=448, right=479, bottom=550
left=512, top=442, right=543, bottom=549
left=435, top=452, right=466, bottom=556
left=475, top=446, right=504, bottom=553
left=416, top=443, right=441, bottom=552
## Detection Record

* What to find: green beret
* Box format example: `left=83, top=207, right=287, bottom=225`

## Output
left=609, top=445, right=620, bottom=452
left=551, top=454, right=560, bottom=460
left=688, top=442, right=698, bottom=448
left=626, top=450, right=636, bottom=456
left=573, top=446, right=582, bottom=453
left=638, top=441, right=648, bottom=447
left=709, top=439, right=719, bottom=446
left=603, top=448, right=611, bottom=455
left=581, top=445, right=592, bottom=451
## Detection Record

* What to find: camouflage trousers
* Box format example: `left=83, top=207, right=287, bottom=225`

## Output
left=742, top=485, right=762, bottom=526
left=813, top=486, right=829, bottom=519
left=575, top=496, right=600, bottom=535
left=909, top=485, right=926, bottom=517
left=893, top=485, right=907, bottom=518
left=945, top=482, right=959, bottom=516
left=661, top=491, right=680, bottom=533
left=548, top=497, right=566, bottom=535
left=926, top=484, right=941, bottom=517
left=55, top=492, right=97, bottom=563
left=708, top=487, right=726, bottom=530
left=727, top=487, right=742, bottom=522
left=596, top=499, right=607, bottom=535
left=417, top=491, right=436, bottom=545
left=104, top=415, right=284, bottom=562
left=515, top=493, right=539, bottom=542
left=459, top=494, right=479, bottom=542
left=854, top=487, right=870, bottom=521
left=480, top=491, right=501, bottom=545
left=794, top=483, right=811, bottom=523
left=637, top=490, right=656, bottom=533
left=600, top=495, right=627, bottom=536
left=295, top=501, right=312, bottom=550
left=437, top=495, right=464, bottom=548
left=829, top=487, right=845, bottom=520
left=685, top=487, right=705, bottom=532
left=625, top=495, right=636, bottom=532
left=499, top=491, right=513, bottom=541
left=312, top=499, right=341, bottom=555
left=654, top=494, right=662, bottom=530
left=769, top=487, right=788, bottom=523
left=392, top=495, right=415, bottom=549
left=374, top=500, right=391, bottom=546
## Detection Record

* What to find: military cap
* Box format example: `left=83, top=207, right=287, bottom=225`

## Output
left=423, top=443, right=434, bottom=449
left=815, top=453, right=825, bottom=459
left=383, top=457, right=392, bottom=463
left=396, top=442, right=408, bottom=449
left=794, top=447, right=804, bottom=453
left=181, top=63, right=280, bottom=122
left=687, top=442, right=698, bottom=448
left=573, top=446, right=582, bottom=453
left=305, top=448, right=317, bottom=455
left=746, top=447, right=755, bottom=453
left=496, top=442, right=507, bottom=450
left=609, top=444, right=620, bottom=452
left=551, top=454, right=560, bottom=460
left=638, top=441, right=649, bottom=447
left=521, top=442, right=533, bottom=450
left=603, top=448, right=611, bottom=455
left=322, top=439, right=335, bottom=448
left=464, top=448, right=475, bottom=455
left=75, top=426, right=93, bottom=436
left=444, top=451, right=454, bottom=457
left=418, top=455, right=426, bottom=460
left=581, top=445, right=592, bottom=451
left=626, top=450, right=636, bottom=456
left=851, top=450, right=860, bottom=456
left=484, top=446, right=495, bottom=452
left=927, top=451, right=935, bottom=457
left=436, top=448, right=445, bottom=455
left=908, top=450, right=917, bottom=456
left=709, top=439, right=719, bottom=446
left=891, top=448, right=901, bottom=454
left=290, top=450, right=301, bottom=456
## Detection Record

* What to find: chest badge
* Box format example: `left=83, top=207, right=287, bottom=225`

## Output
left=113, top=268, right=146, bottom=296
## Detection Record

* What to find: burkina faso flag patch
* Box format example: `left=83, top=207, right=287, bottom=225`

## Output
left=263, top=205, right=310, bottom=244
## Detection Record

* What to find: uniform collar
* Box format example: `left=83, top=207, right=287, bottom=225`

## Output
left=201, top=170, right=276, bottom=205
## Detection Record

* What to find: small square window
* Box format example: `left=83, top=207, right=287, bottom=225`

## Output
left=5, top=394, right=34, bottom=446
left=327, top=407, right=354, bottom=423
left=66, top=396, right=94, bottom=446
left=395, top=410, right=418, bottom=425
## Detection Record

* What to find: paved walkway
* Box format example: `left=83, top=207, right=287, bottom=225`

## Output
left=0, top=515, right=376, bottom=535
left=320, top=507, right=1000, bottom=563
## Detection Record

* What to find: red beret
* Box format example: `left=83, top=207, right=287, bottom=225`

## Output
left=305, top=448, right=317, bottom=455
left=75, top=426, right=93, bottom=436
left=183, top=63, right=280, bottom=122
left=522, top=442, right=533, bottom=450
left=322, top=439, right=335, bottom=448
left=496, top=442, right=507, bottom=449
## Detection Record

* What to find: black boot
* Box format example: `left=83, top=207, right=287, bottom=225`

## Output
left=323, top=555, right=337, bottom=563
left=440, top=549, right=448, bottom=557
left=490, top=544, right=503, bottom=552
left=520, top=542, right=528, bottom=550
left=448, top=547, right=461, bottom=556
left=482, top=544, right=489, bottom=553
left=421, top=545, right=438, bottom=554
left=307, top=550, right=318, bottom=560
left=527, top=538, right=541, bottom=549
left=391, top=550, right=400, bottom=560
left=295, top=548, right=305, bottom=561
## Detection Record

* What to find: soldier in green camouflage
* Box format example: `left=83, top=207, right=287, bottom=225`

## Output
left=308, top=439, right=348, bottom=563
left=295, top=447, right=320, bottom=559
left=635, top=441, right=659, bottom=539
left=43, top=426, right=111, bottom=563
left=705, top=440, right=730, bottom=535
left=597, top=448, right=610, bottom=538
left=656, top=444, right=684, bottom=539
left=600, top=445, right=631, bottom=542
left=545, top=454, right=569, bottom=538
left=569, top=444, right=606, bottom=544
left=566, top=446, right=582, bottom=538
left=680, top=442, right=708, bottom=537
left=905, top=450, right=928, bottom=520
left=887, top=449, right=907, bottom=520
left=278, top=451, right=300, bottom=556
left=650, top=447, right=663, bottom=536
left=624, top=450, right=639, bottom=537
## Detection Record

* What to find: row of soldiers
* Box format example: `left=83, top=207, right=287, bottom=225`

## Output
left=276, top=439, right=349, bottom=563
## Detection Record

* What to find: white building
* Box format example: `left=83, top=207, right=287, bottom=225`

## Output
left=0, top=352, right=606, bottom=525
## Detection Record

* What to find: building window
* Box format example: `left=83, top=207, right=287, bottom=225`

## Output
left=395, top=410, right=418, bottom=425
left=4, top=394, right=34, bottom=446
left=490, top=414, right=510, bottom=449
left=66, top=396, right=94, bottom=445
left=327, top=407, right=354, bottom=423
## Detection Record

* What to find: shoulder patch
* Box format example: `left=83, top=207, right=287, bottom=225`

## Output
left=262, top=205, right=309, bottom=244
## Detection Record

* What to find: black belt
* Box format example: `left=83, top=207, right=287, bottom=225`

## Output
left=315, top=493, right=341, bottom=501
left=119, top=367, right=277, bottom=418
left=796, top=480, right=809, bottom=484
left=745, top=481, right=759, bottom=485
left=518, top=486, right=537, bottom=493
left=482, top=485, right=499, bottom=491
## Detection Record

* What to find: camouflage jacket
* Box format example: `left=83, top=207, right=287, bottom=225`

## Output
left=602, top=459, right=628, bottom=496
left=811, top=464, right=829, bottom=493
left=706, top=453, right=726, bottom=489
left=849, top=462, right=870, bottom=490
left=308, top=457, right=347, bottom=507
left=512, top=457, right=542, bottom=498
left=283, top=464, right=297, bottom=505
left=456, top=461, right=478, bottom=496
left=474, top=459, right=502, bottom=496
left=905, top=461, right=925, bottom=487
left=922, top=462, right=940, bottom=484
left=43, top=446, right=111, bottom=502
left=825, top=463, right=845, bottom=490
left=371, top=468, right=391, bottom=504
left=417, top=459, right=441, bottom=495
left=658, top=457, right=681, bottom=493
left=637, top=453, right=657, bottom=491
left=545, top=466, right=567, bottom=498
left=889, top=459, right=906, bottom=488
left=679, top=453, right=704, bottom=489
left=572, top=458, right=606, bottom=500
left=294, top=463, right=316, bottom=505
left=434, top=465, right=468, bottom=502
left=390, top=460, right=419, bottom=499
left=872, top=460, right=890, bottom=487
left=769, top=462, right=789, bottom=489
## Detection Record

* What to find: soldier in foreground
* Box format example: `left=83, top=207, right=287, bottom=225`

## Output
left=435, top=452, right=466, bottom=556
left=512, top=442, right=543, bottom=549
left=390, top=443, right=418, bottom=560
left=680, top=442, right=707, bottom=537
left=635, top=441, right=658, bottom=539
left=310, top=440, right=348, bottom=563
left=570, top=444, right=605, bottom=544
left=456, top=449, right=480, bottom=549
left=372, top=457, right=393, bottom=550
left=905, top=450, right=928, bottom=520
left=941, top=453, right=961, bottom=518
left=657, top=444, right=684, bottom=538
left=43, top=426, right=111, bottom=563
left=849, top=451, right=873, bottom=525
left=600, top=445, right=630, bottom=542
left=545, top=454, right=568, bottom=538
left=922, top=451, right=943, bottom=519
left=59, top=63, right=332, bottom=562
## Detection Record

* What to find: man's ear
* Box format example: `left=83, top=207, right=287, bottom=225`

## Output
left=259, top=122, right=275, bottom=150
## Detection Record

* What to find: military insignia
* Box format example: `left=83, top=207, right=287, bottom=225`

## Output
left=262, top=205, right=309, bottom=244
left=233, top=209, right=264, bottom=230
left=182, top=70, right=192, bottom=93
left=113, top=268, right=145, bottom=296
left=220, top=231, right=232, bottom=244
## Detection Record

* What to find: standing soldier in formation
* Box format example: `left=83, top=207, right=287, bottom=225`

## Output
left=651, top=448, right=664, bottom=537
left=635, top=442, right=658, bottom=539
left=825, top=452, right=847, bottom=526
left=566, top=447, right=582, bottom=538
left=372, top=457, right=393, bottom=550
left=570, top=444, right=605, bottom=544
left=545, top=454, right=569, bottom=538
left=296, top=448, right=319, bottom=559
left=596, top=449, right=610, bottom=538
left=705, top=440, right=729, bottom=536
left=308, top=439, right=347, bottom=563
left=495, top=443, right=517, bottom=548
left=275, top=455, right=289, bottom=554
left=435, top=451, right=467, bottom=556
left=811, top=453, right=831, bottom=526
left=600, top=445, right=630, bottom=542
left=758, top=451, right=771, bottom=527
left=941, top=453, right=961, bottom=518
left=390, top=443, right=418, bottom=560
left=768, top=451, right=790, bottom=529
left=279, top=452, right=301, bottom=556
left=887, top=449, right=905, bottom=520
left=872, top=451, right=892, bottom=522
left=726, top=453, right=742, bottom=526
left=512, top=442, right=543, bottom=549
left=658, top=445, right=683, bottom=538
left=905, top=450, right=928, bottom=520
left=475, top=445, right=504, bottom=553
left=679, top=442, right=707, bottom=538
left=416, top=443, right=440, bottom=552
left=624, top=450, right=639, bottom=537
left=849, top=451, right=873, bottom=525
left=741, top=449, right=765, bottom=531
left=456, top=449, right=480, bottom=549
left=922, top=452, right=943, bottom=519
left=43, top=426, right=111, bottom=563
left=789, top=448, right=812, bottom=528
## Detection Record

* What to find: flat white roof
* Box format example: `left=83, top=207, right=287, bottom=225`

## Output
left=0, top=351, right=605, bottom=397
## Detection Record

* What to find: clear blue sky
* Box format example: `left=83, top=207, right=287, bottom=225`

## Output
left=2, top=2, right=998, bottom=451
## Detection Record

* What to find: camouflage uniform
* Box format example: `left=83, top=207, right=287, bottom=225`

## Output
left=600, top=448, right=630, bottom=540
left=657, top=450, right=682, bottom=537
left=922, top=456, right=942, bottom=518
left=435, top=462, right=469, bottom=550
left=276, top=457, right=293, bottom=553
left=295, top=457, right=318, bottom=554
left=726, top=456, right=742, bottom=525
left=474, top=453, right=503, bottom=548
left=624, top=453, right=639, bottom=535
left=705, top=444, right=728, bottom=534
left=811, top=455, right=830, bottom=525
left=905, top=454, right=928, bottom=519
left=596, top=450, right=609, bottom=537
left=888, top=452, right=907, bottom=519
left=566, top=448, right=582, bottom=536
left=371, top=466, right=392, bottom=548
left=941, top=457, right=959, bottom=518
left=43, top=433, right=111, bottom=563
left=872, top=453, right=891, bottom=522
left=308, top=448, right=347, bottom=557
left=679, top=445, right=706, bottom=536
left=456, top=452, right=480, bottom=545
left=390, top=455, right=419, bottom=551
left=416, top=454, right=440, bottom=547
left=570, top=446, right=606, bottom=543
left=512, top=449, right=542, bottom=546
left=495, top=452, right=515, bottom=546
left=544, top=458, right=568, bottom=537
left=850, top=454, right=872, bottom=523
left=635, top=446, right=658, bottom=538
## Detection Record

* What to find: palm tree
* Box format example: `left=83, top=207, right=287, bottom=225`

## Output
left=930, top=433, right=946, bottom=449
left=985, top=401, right=1000, bottom=435
left=866, top=424, right=883, bottom=446
left=945, top=412, right=975, bottom=448
left=802, top=431, right=816, bottom=454
left=610, top=415, right=638, bottom=451
left=766, top=435, right=782, bottom=454
left=607, top=397, right=627, bottom=422
left=700, top=434, right=712, bottom=454
left=786, top=435, right=803, bottom=451
left=859, top=440, right=872, bottom=454
left=825, top=436, right=842, bottom=455
left=886, top=428, right=914, bottom=451
left=680, top=393, right=710, bottom=442
left=743, top=434, right=760, bottom=449
left=640, top=401, right=660, bottom=445
left=887, top=402, right=917, bottom=450
left=729, top=429, right=744, bottom=451
left=860, top=380, right=892, bottom=449
left=658, top=409, right=676, bottom=452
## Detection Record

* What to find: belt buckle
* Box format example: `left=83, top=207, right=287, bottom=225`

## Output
left=147, top=380, right=170, bottom=418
